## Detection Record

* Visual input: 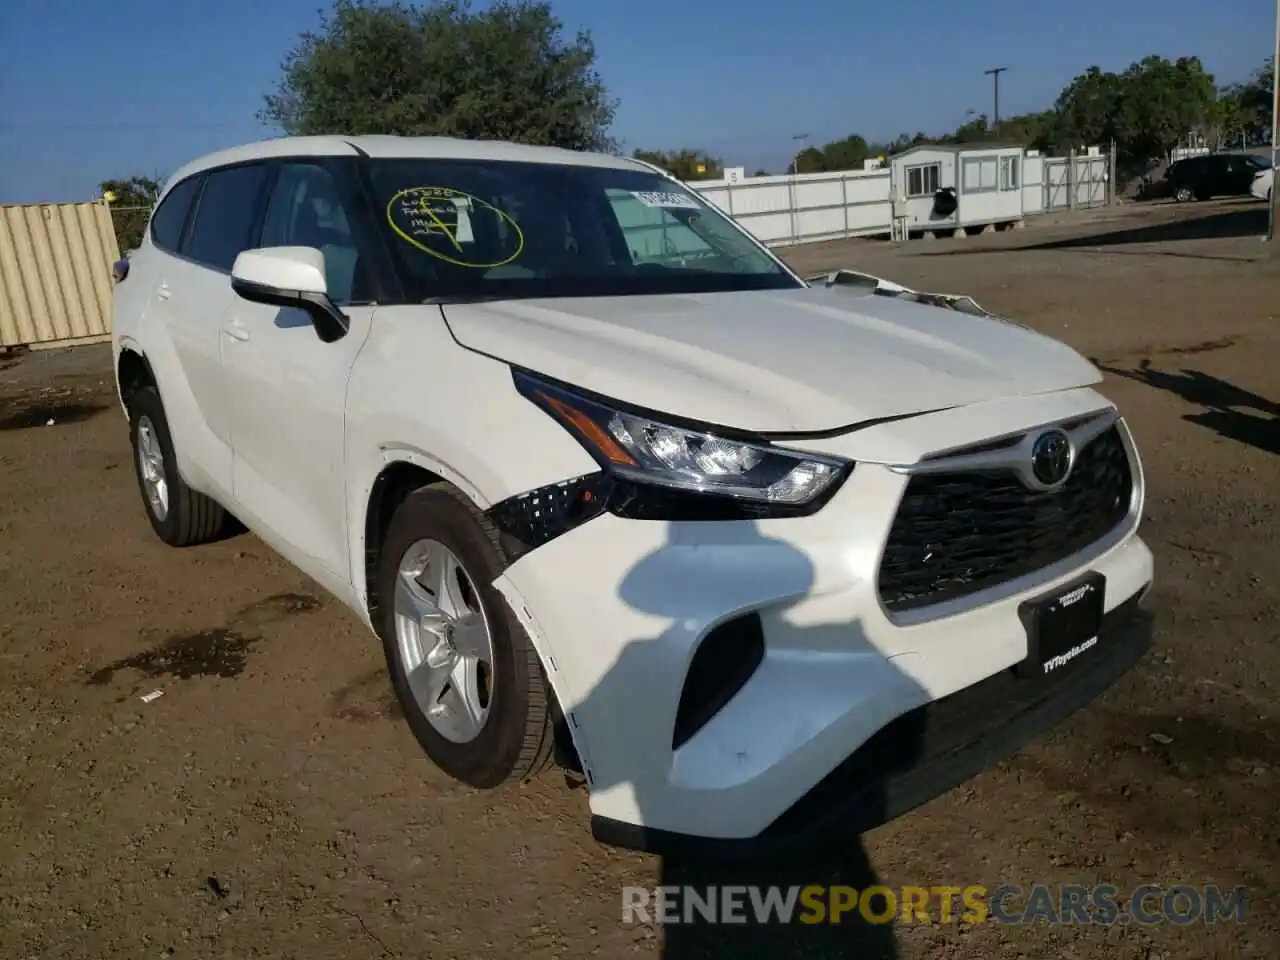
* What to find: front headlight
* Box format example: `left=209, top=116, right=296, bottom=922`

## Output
left=513, top=370, right=851, bottom=515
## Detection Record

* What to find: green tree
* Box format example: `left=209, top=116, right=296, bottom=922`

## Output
left=631, top=148, right=721, bottom=180
left=819, top=134, right=870, bottom=171
left=1050, top=56, right=1217, bottom=166
left=101, top=175, right=162, bottom=252
left=1205, top=95, right=1245, bottom=150
left=791, top=145, right=825, bottom=173
left=783, top=135, right=874, bottom=175
left=260, top=0, right=617, bottom=151
left=948, top=113, right=991, bottom=144
left=1051, top=65, right=1126, bottom=150
left=869, top=132, right=936, bottom=156
left=997, top=111, right=1054, bottom=150
left=1218, top=57, right=1275, bottom=145
left=1115, top=56, right=1217, bottom=161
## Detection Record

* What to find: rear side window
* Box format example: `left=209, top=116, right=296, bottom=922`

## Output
left=149, top=176, right=202, bottom=253
left=185, top=164, right=270, bottom=271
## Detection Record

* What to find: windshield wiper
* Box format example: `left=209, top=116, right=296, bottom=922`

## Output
left=421, top=292, right=525, bottom=305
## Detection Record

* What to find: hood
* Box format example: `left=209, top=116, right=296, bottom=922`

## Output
left=441, top=284, right=1102, bottom=434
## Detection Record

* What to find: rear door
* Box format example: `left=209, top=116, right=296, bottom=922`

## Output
left=1221, top=155, right=1253, bottom=194
left=141, top=172, right=235, bottom=493
left=167, top=163, right=272, bottom=495
left=1205, top=156, right=1233, bottom=197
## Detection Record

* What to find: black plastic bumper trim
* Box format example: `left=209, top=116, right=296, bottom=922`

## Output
left=590, top=588, right=1153, bottom=860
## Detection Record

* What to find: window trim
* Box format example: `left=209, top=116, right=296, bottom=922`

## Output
left=905, top=162, right=941, bottom=198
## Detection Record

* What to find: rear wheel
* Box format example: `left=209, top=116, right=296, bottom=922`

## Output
left=376, top=482, right=555, bottom=787
left=1173, top=184, right=1194, bottom=203
left=127, top=386, right=227, bottom=546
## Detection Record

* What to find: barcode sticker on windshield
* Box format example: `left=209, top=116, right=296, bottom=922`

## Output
left=631, top=191, right=702, bottom=209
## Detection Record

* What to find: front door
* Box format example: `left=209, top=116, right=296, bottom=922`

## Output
left=222, top=160, right=376, bottom=582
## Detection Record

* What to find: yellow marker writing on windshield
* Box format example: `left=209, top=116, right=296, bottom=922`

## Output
left=386, top=186, right=524, bottom=269
left=411, top=193, right=463, bottom=251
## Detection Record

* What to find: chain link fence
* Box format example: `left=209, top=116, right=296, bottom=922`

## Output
left=107, top=204, right=153, bottom=255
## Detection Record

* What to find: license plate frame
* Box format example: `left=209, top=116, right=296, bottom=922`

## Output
left=1016, top=572, right=1107, bottom=678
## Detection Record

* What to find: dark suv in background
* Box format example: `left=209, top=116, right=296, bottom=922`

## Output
left=1165, top=153, right=1271, bottom=202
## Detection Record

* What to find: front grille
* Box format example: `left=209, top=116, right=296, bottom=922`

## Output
left=878, top=425, right=1134, bottom=613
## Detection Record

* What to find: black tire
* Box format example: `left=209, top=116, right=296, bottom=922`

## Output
left=127, top=385, right=227, bottom=546
left=1173, top=185, right=1194, bottom=203
left=376, top=482, right=555, bottom=788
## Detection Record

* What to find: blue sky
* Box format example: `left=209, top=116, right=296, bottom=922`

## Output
left=0, top=0, right=1273, bottom=203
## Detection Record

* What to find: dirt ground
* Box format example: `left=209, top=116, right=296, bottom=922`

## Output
left=2, top=198, right=1277, bottom=960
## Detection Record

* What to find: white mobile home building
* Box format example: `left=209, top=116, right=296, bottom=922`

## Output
left=889, top=142, right=1029, bottom=236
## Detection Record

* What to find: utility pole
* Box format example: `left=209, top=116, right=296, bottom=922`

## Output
left=1269, top=0, right=1279, bottom=241
left=790, top=133, right=810, bottom=175
left=984, top=67, right=1008, bottom=136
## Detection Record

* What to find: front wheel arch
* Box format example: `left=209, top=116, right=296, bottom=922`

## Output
left=116, top=346, right=157, bottom=413
left=363, top=460, right=448, bottom=624
left=360, top=461, right=581, bottom=777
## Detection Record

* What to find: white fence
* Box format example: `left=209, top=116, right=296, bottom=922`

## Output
left=690, top=152, right=1111, bottom=247
left=1043, top=155, right=1109, bottom=211
left=695, top=170, right=892, bottom=246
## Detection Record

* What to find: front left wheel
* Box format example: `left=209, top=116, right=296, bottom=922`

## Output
left=376, top=482, right=556, bottom=788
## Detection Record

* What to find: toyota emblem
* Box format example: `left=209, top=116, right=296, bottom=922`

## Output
left=1030, top=430, right=1072, bottom=486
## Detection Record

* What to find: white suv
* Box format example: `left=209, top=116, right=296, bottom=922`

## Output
left=112, top=135, right=1154, bottom=855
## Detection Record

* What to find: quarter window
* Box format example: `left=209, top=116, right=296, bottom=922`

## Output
left=185, top=164, right=270, bottom=272
left=906, top=163, right=940, bottom=198
left=149, top=176, right=202, bottom=253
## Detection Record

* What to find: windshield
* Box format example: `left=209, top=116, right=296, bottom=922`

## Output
left=1246, top=154, right=1272, bottom=170
left=361, top=158, right=799, bottom=301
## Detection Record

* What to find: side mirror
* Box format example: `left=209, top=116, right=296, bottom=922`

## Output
left=230, top=246, right=349, bottom=343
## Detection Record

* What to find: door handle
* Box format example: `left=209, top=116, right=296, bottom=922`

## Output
left=223, top=321, right=250, bottom=342
left=156, top=282, right=171, bottom=301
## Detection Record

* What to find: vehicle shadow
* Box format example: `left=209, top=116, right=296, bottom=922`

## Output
left=1094, top=360, right=1279, bottom=456
left=567, top=519, right=930, bottom=958
left=912, top=204, right=1268, bottom=262
left=1021, top=204, right=1267, bottom=251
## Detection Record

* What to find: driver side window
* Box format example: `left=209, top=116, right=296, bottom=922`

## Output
left=259, top=163, right=369, bottom=304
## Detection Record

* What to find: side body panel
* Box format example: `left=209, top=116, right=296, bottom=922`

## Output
left=342, top=304, right=600, bottom=623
